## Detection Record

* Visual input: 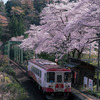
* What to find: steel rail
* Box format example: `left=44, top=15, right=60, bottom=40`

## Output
left=9, top=59, right=28, bottom=76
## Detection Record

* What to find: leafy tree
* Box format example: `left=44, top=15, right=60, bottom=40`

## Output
left=9, top=15, right=18, bottom=37
left=9, top=15, right=25, bottom=37
left=20, top=0, right=100, bottom=60
left=0, top=0, right=5, bottom=13
left=34, top=0, right=46, bottom=13
left=0, top=1, right=9, bottom=42
left=0, top=25, right=3, bottom=40
left=17, top=16, right=25, bottom=35
left=5, top=0, right=22, bottom=16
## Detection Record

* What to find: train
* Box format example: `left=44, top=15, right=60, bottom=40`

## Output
left=27, top=59, right=71, bottom=96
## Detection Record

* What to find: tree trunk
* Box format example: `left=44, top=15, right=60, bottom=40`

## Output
left=77, top=51, right=82, bottom=60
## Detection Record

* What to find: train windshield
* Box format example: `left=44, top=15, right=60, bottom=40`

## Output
left=47, top=72, right=55, bottom=83
left=64, top=72, right=71, bottom=82
left=57, top=75, right=62, bottom=82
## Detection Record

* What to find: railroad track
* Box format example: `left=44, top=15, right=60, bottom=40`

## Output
left=9, top=59, right=27, bottom=75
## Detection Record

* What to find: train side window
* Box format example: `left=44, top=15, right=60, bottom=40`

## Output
left=34, top=68, right=36, bottom=74
left=64, top=72, right=71, bottom=82
left=36, top=68, right=37, bottom=75
left=47, top=72, right=55, bottom=83
left=39, top=70, right=40, bottom=77
left=31, top=66, right=35, bottom=73
left=40, top=71, right=41, bottom=77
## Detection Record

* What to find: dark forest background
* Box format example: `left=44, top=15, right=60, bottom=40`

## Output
left=0, top=0, right=53, bottom=43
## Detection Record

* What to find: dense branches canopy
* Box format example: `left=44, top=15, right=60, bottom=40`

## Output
left=20, top=0, right=100, bottom=59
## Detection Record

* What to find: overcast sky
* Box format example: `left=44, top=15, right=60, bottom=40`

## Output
left=2, top=0, right=8, bottom=4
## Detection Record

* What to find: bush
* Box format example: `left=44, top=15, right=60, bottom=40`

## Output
left=0, top=66, right=15, bottom=76
left=0, top=55, right=8, bottom=67
left=4, top=66, right=15, bottom=76
left=88, top=88, right=100, bottom=98
left=0, top=55, right=15, bottom=76
left=5, top=83, right=29, bottom=100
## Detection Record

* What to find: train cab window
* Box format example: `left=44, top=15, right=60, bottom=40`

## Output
left=64, top=72, right=71, bottom=82
left=57, top=75, right=62, bottom=82
left=47, top=72, right=55, bottom=83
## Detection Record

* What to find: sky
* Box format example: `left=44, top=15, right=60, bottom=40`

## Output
left=2, top=0, right=8, bottom=4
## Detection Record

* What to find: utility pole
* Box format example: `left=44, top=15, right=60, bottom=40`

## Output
left=89, top=44, right=91, bottom=63
left=97, top=41, right=100, bottom=91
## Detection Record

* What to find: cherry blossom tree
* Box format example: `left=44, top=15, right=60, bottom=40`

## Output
left=20, top=0, right=100, bottom=59
left=63, top=0, right=100, bottom=58
left=20, top=0, right=78, bottom=59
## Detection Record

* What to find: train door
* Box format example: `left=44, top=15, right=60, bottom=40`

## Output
left=55, top=72, right=64, bottom=92
left=43, top=73, right=46, bottom=87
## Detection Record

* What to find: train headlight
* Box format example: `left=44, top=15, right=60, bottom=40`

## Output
left=68, top=85, right=70, bottom=88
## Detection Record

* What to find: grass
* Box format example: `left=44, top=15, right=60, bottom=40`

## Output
left=88, top=85, right=100, bottom=98
left=78, top=85, right=100, bottom=98
left=88, top=89, right=100, bottom=98
left=0, top=72, right=29, bottom=100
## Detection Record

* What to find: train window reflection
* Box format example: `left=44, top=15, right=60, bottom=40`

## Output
left=47, top=72, right=55, bottom=83
left=64, top=72, right=71, bottom=82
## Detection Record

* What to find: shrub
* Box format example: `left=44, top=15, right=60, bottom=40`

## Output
left=5, top=83, right=29, bottom=100
left=0, top=55, right=9, bottom=67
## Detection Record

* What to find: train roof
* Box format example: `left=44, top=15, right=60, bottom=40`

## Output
left=29, top=59, right=71, bottom=71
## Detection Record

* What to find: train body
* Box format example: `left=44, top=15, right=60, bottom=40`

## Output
left=28, top=59, right=71, bottom=95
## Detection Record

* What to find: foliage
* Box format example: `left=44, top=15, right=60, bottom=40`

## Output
left=57, top=54, right=68, bottom=66
left=5, top=0, right=22, bottom=16
left=0, top=55, right=8, bottom=67
left=38, top=52, right=69, bottom=66
left=0, top=1, right=5, bottom=12
left=23, top=50, right=34, bottom=60
left=88, top=89, right=100, bottom=98
left=11, top=6, right=25, bottom=15
left=82, top=53, right=98, bottom=65
left=0, top=15, right=8, bottom=26
left=0, top=1, right=9, bottom=42
left=5, top=83, right=28, bottom=100
left=1, top=33, right=11, bottom=43
left=34, top=0, right=46, bottom=13
left=0, top=55, right=15, bottom=76
left=20, top=0, right=100, bottom=60
left=2, top=66, right=15, bottom=76
left=0, top=74, right=28, bottom=100
left=38, top=52, right=55, bottom=62
left=5, top=0, right=43, bottom=38
left=9, top=15, right=25, bottom=37
left=0, top=25, right=3, bottom=40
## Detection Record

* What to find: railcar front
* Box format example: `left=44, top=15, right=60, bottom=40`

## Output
left=42, top=69, right=71, bottom=96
